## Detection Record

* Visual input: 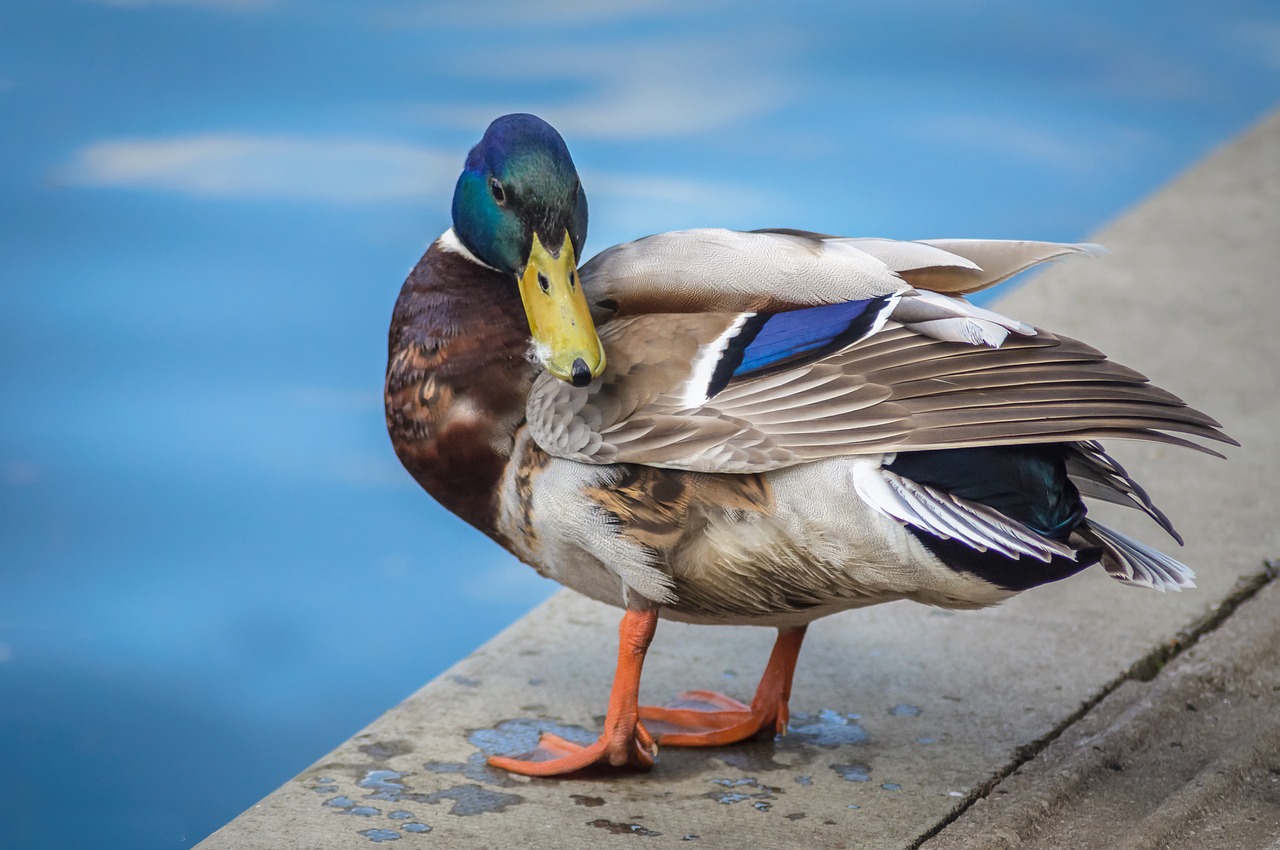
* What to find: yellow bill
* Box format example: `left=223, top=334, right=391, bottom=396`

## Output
left=517, top=231, right=606, bottom=387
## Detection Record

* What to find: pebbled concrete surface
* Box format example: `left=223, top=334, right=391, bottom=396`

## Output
left=196, top=109, right=1280, bottom=849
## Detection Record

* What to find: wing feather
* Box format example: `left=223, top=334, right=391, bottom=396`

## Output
left=1065, top=441, right=1182, bottom=542
left=530, top=232, right=1231, bottom=471
left=528, top=311, right=1233, bottom=472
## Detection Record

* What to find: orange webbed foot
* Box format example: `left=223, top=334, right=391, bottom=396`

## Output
left=487, top=724, right=658, bottom=776
left=640, top=626, right=808, bottom=749
left=487, top=608, right=662, bottom=777
left=640, top=689, right=785, bottom=746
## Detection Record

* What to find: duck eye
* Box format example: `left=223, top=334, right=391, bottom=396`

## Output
left=488, top=178, right=507, bottom=205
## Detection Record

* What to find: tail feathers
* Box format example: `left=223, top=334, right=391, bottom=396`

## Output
left=1065, top=441, right=1183, bottom=544
left=1080, top=521, right=1196, bottom=592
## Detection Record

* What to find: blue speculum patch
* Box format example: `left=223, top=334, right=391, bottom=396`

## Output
left=707, top=297, right=890, bottom=397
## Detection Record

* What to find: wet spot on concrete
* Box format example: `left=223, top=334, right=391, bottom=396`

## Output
left=917, top=737, right=936, bottom=745
left=787, top=710, right=869, bottom=749
left=312, top=784, right=338, bottom=795
left=881, top=783, right=902, bottom=791
left=704, top=777, right=782, bottom=810
left=571, top=794, right=606, bottom=807
left=345, top=769, right=431, bottom=806
left=888, top=704, right=921, bottom=717
left=424, top=718, right=598, bottom=790
left=359, top=828, right=401, bottom=842
left=588, top=819, right=660, bottom=836
left=785, top=812, right=806, bottom=821
left=324, top=796, right=357, bottom=808
left=468, top=718, right=597, bottom=762
left=795, top=775, right=813, bottom=786
left=830, top=764, right=871, bottom=782
left=320, top=779, right=435, bottom=839
left=528, top=678, right=545, bottom=686
left=426, top=783, right=523, bottom=816
left=450, top=675, right=481, bottom=687
left=360, top=770, right=408, bottom=800
left=722, top=669, right=738, bottom=679
left=423, top=753, right=512, bottom=788
left=343, top=806, right=382, bottom=817
left=360, top=740, right=413, bottom=760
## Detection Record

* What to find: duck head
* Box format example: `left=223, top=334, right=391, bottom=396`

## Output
left=452, top=113, right=604, bottom=387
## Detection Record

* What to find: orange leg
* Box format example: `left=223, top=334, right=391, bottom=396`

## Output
left=488, top=608, right=660, bottom=776
left=639, top=626, right=807, bottom=747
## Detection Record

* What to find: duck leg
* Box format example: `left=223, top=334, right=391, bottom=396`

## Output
left=488, top=608, right=660, bottom=776
left=639, top=626, right=807, bottom=747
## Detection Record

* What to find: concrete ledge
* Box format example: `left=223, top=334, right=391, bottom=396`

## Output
left=921, top=569, right=1280, bottom=850
left=197, top=109, right=1280, bottom=848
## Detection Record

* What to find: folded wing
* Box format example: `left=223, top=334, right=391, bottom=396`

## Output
left=532, top=232, right=1233, bottom=472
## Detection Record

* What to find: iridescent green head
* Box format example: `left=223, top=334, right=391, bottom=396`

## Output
left=452, top=113, right=588, bottom=273
left=451, top=114, right=602, bottom=386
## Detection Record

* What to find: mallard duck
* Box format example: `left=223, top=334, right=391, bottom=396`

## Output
left=384, top=113, right=1233, bottom=776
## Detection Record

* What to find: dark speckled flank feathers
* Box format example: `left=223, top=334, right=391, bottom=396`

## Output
left=384, top=243, right=535, bottom=539
left=584, top=466, right=773, bottom=553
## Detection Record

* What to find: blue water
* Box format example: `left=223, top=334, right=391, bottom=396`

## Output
left=2, top=2, right=1277, bottom=848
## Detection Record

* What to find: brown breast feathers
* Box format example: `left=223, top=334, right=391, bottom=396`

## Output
left=385, top=242, right=536, bottom=538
